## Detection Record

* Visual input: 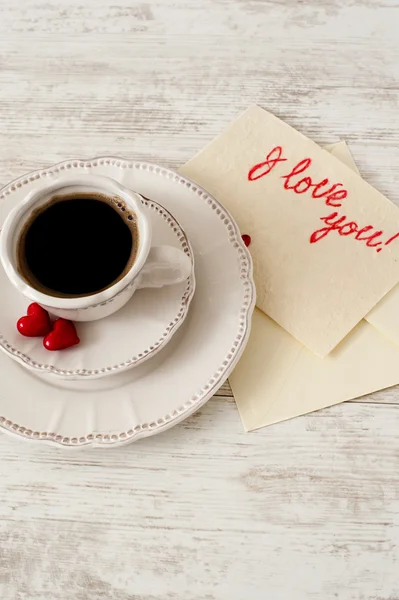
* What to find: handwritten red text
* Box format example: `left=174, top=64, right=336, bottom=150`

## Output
left=247, top=146, right=399, bottom=253
left=310, top=212, right=399, bottom=252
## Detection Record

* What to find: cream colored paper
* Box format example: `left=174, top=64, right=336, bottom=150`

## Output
left=366, top=286, right=399, bottom=345
left=231, top=308, right=399, bottom=431
left=324, top=142, right=360, bottom=174
left=181, top=106, right=399, bottom=357
left=325, top=145, right=399, bottom=353
left=327, top=143, right=399, bottom=350
left=229, top=142, right=399, bottom=431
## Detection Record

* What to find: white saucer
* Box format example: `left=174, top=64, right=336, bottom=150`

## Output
left=0, top=198, right=195, bottom=380
left=0, top=158, right=255, bottom=448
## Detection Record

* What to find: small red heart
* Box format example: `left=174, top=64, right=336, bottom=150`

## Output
left=43, top=319, right=80, bottom=351
left=17, top=303, right=52, bottom=337
left=242, top=234, right=251, bottom=247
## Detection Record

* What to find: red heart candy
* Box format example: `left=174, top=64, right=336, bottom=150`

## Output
left=43, top=319, right=80, bottom=351
left=242, top=234, right=251, bottom=247
left=17, top=303, right=52, bottom=337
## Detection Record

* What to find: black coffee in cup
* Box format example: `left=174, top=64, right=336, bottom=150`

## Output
left=17, top=193, right=139, bottom=297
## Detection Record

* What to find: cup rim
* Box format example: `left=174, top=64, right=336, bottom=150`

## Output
left=0, top=174, right=151, bottom=310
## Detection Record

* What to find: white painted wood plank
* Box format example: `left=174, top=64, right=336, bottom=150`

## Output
left=0, top=0, right=399, bottom=203
left=1, top=400, right=399, bottom=599
left=1, top=0, right=399, bottom=597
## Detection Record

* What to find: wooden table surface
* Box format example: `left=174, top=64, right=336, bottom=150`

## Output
left=1, top=1, right=399, bottom=598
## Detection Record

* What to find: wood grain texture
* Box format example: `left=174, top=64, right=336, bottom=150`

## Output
left=1, top=0, right=399, bottom=598
left=1, top=400, right=399, bottom=600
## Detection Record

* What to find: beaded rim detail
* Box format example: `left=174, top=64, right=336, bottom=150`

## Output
left=0, top=157, right=255, bottom=447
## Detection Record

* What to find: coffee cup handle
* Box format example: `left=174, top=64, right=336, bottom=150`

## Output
left=136, top=246, right=192, bottom=289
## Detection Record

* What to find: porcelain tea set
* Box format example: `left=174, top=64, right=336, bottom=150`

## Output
left=0, top=158, right=255, bottom=448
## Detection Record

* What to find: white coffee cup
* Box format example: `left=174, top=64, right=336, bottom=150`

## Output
left=0, top=174, right=192, bottom=321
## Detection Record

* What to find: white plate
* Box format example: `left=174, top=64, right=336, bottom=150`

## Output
left=0, top=197, right=195, bottom=380
left=0, top=158, right=255, bottom=448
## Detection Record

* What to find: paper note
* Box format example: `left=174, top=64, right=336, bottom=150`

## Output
left=232, top=308, right=399, bottom=431
left=323, top=147, right=399, bottom=349
left=227, top=142, right=399, bottom=431
left=324, top=142, right=360, bottom=174
left=181, top=106, right=399, bottom=357
left=366, top=286, right=399, bottom=345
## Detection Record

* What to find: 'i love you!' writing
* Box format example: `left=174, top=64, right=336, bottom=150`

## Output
left=247, top=146, right=399, bottom=253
